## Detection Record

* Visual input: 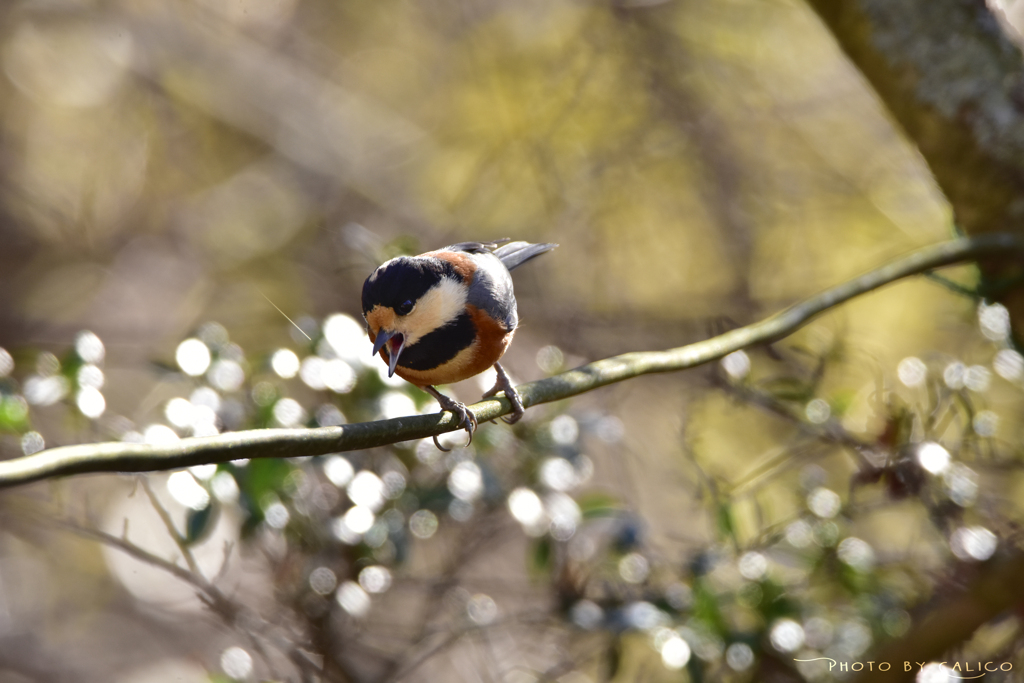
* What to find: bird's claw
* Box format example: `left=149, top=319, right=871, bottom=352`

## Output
left=427, top=390, right=477, bottom=451
left=482, top=362, right=525, bottom=425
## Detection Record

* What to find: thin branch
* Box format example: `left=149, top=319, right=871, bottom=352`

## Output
left=0, top=234, right=1021, bottom=489
left=138, top=476, right=204, bottom=578
left=28, top=512, right=320, bottom=681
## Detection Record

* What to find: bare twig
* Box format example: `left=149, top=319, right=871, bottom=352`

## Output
left=0, top=234, right=1021, bottom=489
left=25, top=512, right=319, bottom=681
left=138, top=476, right=204, bottom=578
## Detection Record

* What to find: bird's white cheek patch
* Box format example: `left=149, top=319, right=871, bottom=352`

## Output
left=402, top=278, right=467, bottom=347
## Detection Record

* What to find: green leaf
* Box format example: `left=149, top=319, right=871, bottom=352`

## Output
left=829, top=390, right=856, bottom=417
left=605, top=637, right=622, bottom=680
left=759, top=376, right=814, bottom=402
left=530, top=537, right=552, bottom=575
left=236, top=459, right=294, bottom=503
left=186, top=500, right=218, bottom=545
left=577, top=492, right=621, bottom=518
left=0, top=396, right=29, bottom=432
left=716, top=501, right=736, bottom=544
left=692, top=580, right=728, bottom=635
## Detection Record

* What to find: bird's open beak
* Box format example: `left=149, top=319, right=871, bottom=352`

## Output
left=372, top=329, right=406, bottom=378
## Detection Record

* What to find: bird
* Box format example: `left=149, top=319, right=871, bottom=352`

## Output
left=362, top=238, right=557, bottom=450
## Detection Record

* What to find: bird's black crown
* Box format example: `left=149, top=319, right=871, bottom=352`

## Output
left=362, top=256, right=458, bottom=315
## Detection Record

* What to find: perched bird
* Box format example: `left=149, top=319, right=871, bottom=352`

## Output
left=362, top=239, right=557, bottom=449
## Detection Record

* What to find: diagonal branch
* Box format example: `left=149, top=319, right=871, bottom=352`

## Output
left=0, top=234, right=1021, bottom=490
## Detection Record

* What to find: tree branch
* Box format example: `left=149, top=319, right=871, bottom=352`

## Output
left=0, top=233, right=1021, bottom=489
left=803, top=0, right=1024, bottom=338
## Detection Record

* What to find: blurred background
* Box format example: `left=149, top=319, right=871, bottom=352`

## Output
left=0, top=0, right=1022, bottom=682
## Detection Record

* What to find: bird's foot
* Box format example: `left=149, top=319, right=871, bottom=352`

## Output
left=424, top=386, right=478, bottom=451
left=482, top=362, right=525, bottom=424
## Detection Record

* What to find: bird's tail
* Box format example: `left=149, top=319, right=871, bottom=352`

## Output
left=493, top=241, right=558, bottom=271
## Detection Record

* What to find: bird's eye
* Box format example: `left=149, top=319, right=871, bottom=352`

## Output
left=397, top=300, right=414, bottom=315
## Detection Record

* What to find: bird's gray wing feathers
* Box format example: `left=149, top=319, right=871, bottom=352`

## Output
left=444, top=240, right=557, bottom=271
left=445, top=240, right=556, bottom=331
left=466, top=252, right=518, bottom=331
left=444, top=239, right=510, bottom=255
left=492, top=241, right=557, bottom=271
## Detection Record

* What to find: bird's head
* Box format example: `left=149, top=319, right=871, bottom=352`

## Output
left=361, top=256, right=466, bottom=376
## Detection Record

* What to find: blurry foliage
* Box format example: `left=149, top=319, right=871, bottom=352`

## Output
left=0, top=296, right=1022, bottom=682
left=0, top=0, right=1023, bottom=682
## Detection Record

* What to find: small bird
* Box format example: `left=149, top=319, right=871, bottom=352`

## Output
left=362, top=239, right=557, bottom=449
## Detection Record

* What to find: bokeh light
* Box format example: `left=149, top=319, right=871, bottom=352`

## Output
left=720, top=350, right=751, bottom=379
left=264, top=501, right=290, bottom=529
left=176, top=339, right=211, bottom=377
left=978, top=302, right=1010, bottom=341
left=323, top=314, right=373, bottom=367
left=539, top=457, right=577, bottom=491
left=807, top=487, right=841, bottom=518
left=973, top=410, right=999, bottom=437
left=508, top=488, right=544, bottom=529
left=897, top=357, right=927, bottom=387
left=570, top=600, right=603, bottom=630
left=618, top=552, right=650, bottom=584
left=75, top=330, right=105, bottom=364
left=409, top=509, right=439, bottom=539
left=804, top=398, right=830, bottom=423
left=323, top=359, right=356, bottom=394
left=76, top=387, right=105, bottom=418
left=271, top=348, right=300, bottom=378
left=167, top=471, right=210, bottom=510
left=341, top=505, right=375, bottom=535
left=916, top=441, right=950, bottom=474
left=144, top=424, right=179, bottom=444
left=300, top=356, right=328, bottom=390
left=336, top=582, right=371, bottom=617
left=918, top=663, right=954, bottom=683
left=447, top=461, right=483, bottom=501
left=943, top=361, right=965, bottom=389
left=737, top=551, right=767, bottom=580
left=379, top=391, right=416, bottom=420
left=837, top=537, right=875, bottom=571
left=209, top=359, right=245, bottom=393
left=944, top=463, right=979, bottom=507
left=323, top=455, right=355, bottom=487
left=347, top=471, right=386, bottom=510
left=536, top=345, right=564, bottom=373
left=77, top=363, right=104, bottom=389
left=549, top=414, right=579, bottom=445
left=24, top=375, right=68, bottom=406
left=309, top=567, right=338, bottom=595
left=659, top=635, right=690, bottom=670
left=467, top=594, right=498, bottom=625
left=220, top=647, right=253, bottom=681
left=964, top=365, right=991, bottom=392
left=769, top=619, right=804, bottom=653
left=358, top=566, right=392, bottom=594
left=20, top=431, right=44, bottom=455
left=950, top=526, right=997, bottom=561
left=994, top=348, right=1023, bottom=381
left=272, top=398, right=306, bottom=427
left=725, top=643, right=754, bottom=671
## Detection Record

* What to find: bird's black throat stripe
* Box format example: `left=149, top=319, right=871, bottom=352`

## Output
left=397, top=312, right=476, bottom=371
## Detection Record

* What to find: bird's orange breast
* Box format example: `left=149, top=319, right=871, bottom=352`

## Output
left=393, top=304, right=513, bottom=387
